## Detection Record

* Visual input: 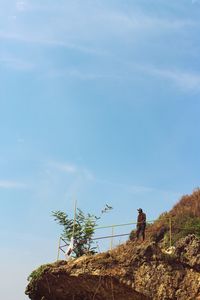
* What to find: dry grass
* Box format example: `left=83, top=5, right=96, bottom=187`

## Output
left=170, top=188, right=200, bottom=218
left=140, top=188, right=200, bottom=245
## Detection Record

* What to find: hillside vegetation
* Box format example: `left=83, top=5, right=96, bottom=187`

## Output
left=146, top=188, right=200, bottom=245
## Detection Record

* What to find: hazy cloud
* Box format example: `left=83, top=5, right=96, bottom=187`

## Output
left=16, top=1, right=27, bottom=11
left=0, top=180, right=27, bottom=189
left=48, top=160, right=95, bottom=181
left=139, top=64, right=200, bottom=92
left=49, top=161, right=77, bottom=174
left=0, top=53, right=34, bottom=71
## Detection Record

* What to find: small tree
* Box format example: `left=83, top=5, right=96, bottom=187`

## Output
left=52, top=205, right=112, bottom=257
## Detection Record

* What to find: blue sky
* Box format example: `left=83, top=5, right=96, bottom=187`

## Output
left=1, top=0, right=200, bottom=299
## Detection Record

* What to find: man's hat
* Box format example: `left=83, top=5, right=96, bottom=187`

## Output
left=137, top=208, right=143, bottom=212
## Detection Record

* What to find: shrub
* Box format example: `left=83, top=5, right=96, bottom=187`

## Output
left=52, top=205, right=113, bottom=257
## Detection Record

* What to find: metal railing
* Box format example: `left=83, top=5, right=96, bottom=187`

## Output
left=56, top=217, right=175, bottom=260
left=56, top=217, right=200, bottom=260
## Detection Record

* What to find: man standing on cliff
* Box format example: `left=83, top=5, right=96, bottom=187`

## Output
left=136, top=208, right=146, bottom=241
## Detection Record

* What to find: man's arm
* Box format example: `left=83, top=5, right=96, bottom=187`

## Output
left=143, top=213, right=146, bottom=223
left=137, top=215, right=140, bottom=227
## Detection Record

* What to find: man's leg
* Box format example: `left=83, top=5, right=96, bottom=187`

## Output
left=142, top=224, right=146, bottom=241
left=142, top=229, right=145, bottom=241
left=136, top=226, right=141, bottom=239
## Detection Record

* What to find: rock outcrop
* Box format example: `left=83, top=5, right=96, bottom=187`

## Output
left=26, top=235, right=200, bottom=300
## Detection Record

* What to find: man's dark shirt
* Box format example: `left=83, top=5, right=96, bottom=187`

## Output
left=137, top=212, right=146, bottom=227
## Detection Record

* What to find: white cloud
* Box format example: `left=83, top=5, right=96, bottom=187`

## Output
left=128, top=185, right=180, bottom=199
left=17, top=137, right=25, bottom=144
left=152, top=67, right=200, bottom=91
left=129, top=185, right=155, bottom=194
left=16, top=1, right=27, bottom=12
left=49, top=161, right=77, bottom=174
left=0, top=4, right=197, bottom=53
left=36, top=160, right=95, bottom=202
left=0, top=53, right=34, bottom=71
left=0, top=180, right=27, bottom=189
left=47, top=68, right=122, bottom=81
left=9, top=15, right=17, bottom=20
left=48, top=160, right=95, bottom=181
left=96, top=178, right=180, bottom=199
left=137, top=64, right=200, bottom=92
left=0, top=30, right=104, bottom=56
left=82, top=168, right=95, bottom=181
left=102, top=11, right=196, bottom=32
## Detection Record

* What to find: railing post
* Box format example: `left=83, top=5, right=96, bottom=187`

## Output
left=57, top=237, right=61, bottom=261
left=110, top=226, right=114, bottom=250
left=169, top=218, right=172, bottom=248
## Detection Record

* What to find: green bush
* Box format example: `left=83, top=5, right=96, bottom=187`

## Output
left=164, top=214, right=200, bottom=245
left=52, top=205, right=113, bottom=257
left=28, top=264, right=50, bottom=282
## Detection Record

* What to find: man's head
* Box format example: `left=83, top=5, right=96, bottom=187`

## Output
left=137, top=208, right=143, bottom=213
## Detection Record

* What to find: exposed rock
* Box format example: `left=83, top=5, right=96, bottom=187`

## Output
left=174, top=234, right=200, bottom=270
left=26, top=235, right=200, bottom=300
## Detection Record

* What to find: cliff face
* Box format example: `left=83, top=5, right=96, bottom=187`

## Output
left=26, top=234, right=200, bottom=300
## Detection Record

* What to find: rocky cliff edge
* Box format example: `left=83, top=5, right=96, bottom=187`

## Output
left=26, top=234, right=200, bottom=300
